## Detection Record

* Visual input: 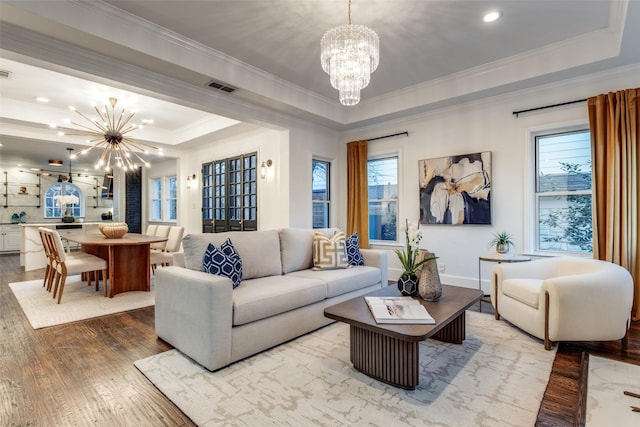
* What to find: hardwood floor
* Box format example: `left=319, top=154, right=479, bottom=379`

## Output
left=0, top=254, right=195, bottom=426
left=2, top=253, right=638, bottom=426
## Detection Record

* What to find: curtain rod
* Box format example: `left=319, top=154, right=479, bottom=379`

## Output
left=512, top=99, right=587, bottom=117
left=367, top=131, right=409, bottom=142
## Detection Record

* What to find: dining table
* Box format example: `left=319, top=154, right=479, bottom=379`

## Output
left=61, top=231, right=168, bottom=298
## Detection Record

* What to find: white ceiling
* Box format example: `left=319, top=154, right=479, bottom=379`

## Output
left=0, top=0, right=639, bottom=171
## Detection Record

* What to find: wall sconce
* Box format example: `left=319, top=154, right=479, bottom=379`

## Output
left=186, top=174, right=197, bottom=190
left=260, top=159, right=272, bottom=179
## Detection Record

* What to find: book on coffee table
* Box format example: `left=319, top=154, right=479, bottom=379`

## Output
left=364, top=296, right=436, bottom=324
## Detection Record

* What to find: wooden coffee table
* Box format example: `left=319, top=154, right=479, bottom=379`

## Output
left=324, top=285, right=482, bottom=390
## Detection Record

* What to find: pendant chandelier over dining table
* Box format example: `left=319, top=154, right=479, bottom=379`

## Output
left=67, top=97, right=161, bottom=171
left=320, top=0, right=379, bottom=106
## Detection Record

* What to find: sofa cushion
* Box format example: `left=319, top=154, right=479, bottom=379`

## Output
left=279, top=228, right=339, bottom=273
left=288, top=266, right=381, bottom=298
left=203, top=240, right=243, bottom=288
left=345, top=232, right=364, bottom=266
left=502, top=278, right=542, bottom=309
left=313, top=231, right=351, bottom=270
left=183, top=231, right=282, bottom=279
left=232, top=275, right=327, bottom=326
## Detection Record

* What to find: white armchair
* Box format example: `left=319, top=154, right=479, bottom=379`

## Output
left=491, top=257, right=633, bottom=350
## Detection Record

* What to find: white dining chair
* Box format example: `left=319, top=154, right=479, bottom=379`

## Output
left=151, top=225, right=170, bottom=251
left=151, top=226, right=184, bottom=273
left=145, top=224, right=158, bottom=236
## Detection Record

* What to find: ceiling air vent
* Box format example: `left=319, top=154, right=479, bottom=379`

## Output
left=207, top=80, right=236, bottom=93
left=0, top=70, right=11, bottom=79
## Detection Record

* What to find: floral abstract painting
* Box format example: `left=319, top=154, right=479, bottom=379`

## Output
left=419, top=152, right=491, bottom=225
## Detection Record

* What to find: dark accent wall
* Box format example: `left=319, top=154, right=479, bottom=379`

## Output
left=125, top=168, right=142, bottom=233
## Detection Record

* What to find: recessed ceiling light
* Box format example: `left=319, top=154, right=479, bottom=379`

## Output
left=484, top=10, right=502, bottom=23
left=35, top=97, right=49, bottom=103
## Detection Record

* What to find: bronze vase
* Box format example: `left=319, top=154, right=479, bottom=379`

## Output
left=417, top=250, right=442, bottom=301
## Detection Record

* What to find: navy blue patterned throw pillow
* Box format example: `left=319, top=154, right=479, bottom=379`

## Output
left=203, top=239, right=243, bottom=288
left=345, top=232, right=364, bottom=266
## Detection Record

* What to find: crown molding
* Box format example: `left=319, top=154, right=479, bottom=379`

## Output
left=1, top=0, right=343, bottom=124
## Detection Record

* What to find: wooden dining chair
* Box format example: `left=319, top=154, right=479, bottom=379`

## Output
left=48, top=229, right=109, bottom=304
left=38, top=227, right=55, bottom=291
left=151, top=225, right=184, bottom=273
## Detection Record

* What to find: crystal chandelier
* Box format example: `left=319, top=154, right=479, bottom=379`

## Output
left=65, top=98, right=161, bottom=171
left=320, top=0, right=379, bottom=106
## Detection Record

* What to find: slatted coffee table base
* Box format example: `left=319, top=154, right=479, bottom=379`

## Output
left=349, top=313, right=466, bottom=389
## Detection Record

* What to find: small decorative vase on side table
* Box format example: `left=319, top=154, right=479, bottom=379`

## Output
left=417, top=249, right=442, bottom=301
left=397, top=273, right=419, bottom=296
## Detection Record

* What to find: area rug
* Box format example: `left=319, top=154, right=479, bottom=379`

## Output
left=9, top=276, right=155, bottom=329
left=135, top=311, right=556, bottom=426
left=586, top=355, right=640, bottom=426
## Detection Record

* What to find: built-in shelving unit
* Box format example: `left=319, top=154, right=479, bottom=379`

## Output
left=2, top=171, right=42, bottom=208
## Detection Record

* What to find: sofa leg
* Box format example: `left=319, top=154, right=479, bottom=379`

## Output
left=622, top=327, right=629, bottom=351
left=544, top=291, right=552, bottom=350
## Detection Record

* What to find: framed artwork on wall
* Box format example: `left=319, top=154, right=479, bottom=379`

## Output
left=419, top=151, right=491, bottom=225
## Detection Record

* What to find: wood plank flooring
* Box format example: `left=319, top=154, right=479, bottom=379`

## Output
left=1, top=253, right=638, bottom=426
left=1, top=254, right=194, bottom=426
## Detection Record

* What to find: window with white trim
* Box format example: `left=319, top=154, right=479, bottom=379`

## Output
left=368, top=156, right=398, bottom=242
left=44, top=183, right=84, bottom=218
left=312, top=159, right=330, bottom=228
left=166, top=176, right=177, bottom=221
left=534, top=129, right=592, bottom=253
left=150, top=178, right=162, bottom=221
left=149, top=175, right=177, bottom=222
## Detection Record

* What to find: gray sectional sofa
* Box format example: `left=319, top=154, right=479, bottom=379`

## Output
left=154, top=228, right=388, bottom=371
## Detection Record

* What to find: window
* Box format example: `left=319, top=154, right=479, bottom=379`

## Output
left=368, top=156, right=398, bottom=242
left=202, top=153, right=257, bottom=233
left=535, top=129, right=592, bottom=253
left=44, top=182, right=83, bottom=218
left=149, top=175, right=177, bottom=222
left=166, top=176, right=177, bottom=221
left=312, top=159, right=330, bottom=228
left=150, top=178, right=162, bottom=221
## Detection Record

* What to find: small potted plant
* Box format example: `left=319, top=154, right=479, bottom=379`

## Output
left=489, top=232, right=514, bottom=254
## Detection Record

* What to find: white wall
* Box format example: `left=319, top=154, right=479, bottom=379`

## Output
left=288, top=125, right=341, bottom=228
left=177, top=126, right=292, bottom=234
left=157, top=62, right=637, bottom=291
left=340, top=63, right=640, bottom=291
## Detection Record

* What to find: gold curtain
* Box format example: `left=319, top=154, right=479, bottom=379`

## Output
left=347, top=140, right=370, bottom=249
left=588, top=88, right=640, bottom=321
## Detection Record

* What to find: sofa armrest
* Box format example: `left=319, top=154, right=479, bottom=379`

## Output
left=360, top=248, right=388, bottom=286
left=155, top=266, right=233, bottom=371
left=171, top=251, right=185, bottom=267
left=542, top=267, right=633, bottom=340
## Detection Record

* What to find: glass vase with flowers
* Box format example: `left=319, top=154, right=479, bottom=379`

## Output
left=54, top=194, right=79, bottom=223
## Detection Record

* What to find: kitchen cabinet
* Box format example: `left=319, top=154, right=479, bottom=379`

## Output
left=1, top=225, right=21, bottom=252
